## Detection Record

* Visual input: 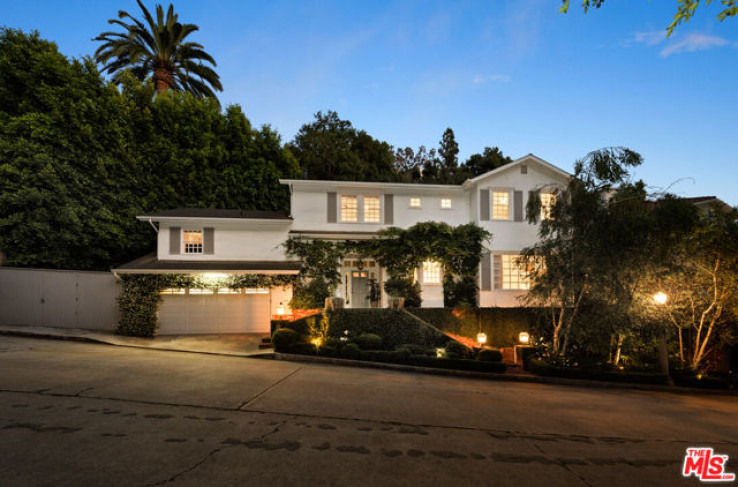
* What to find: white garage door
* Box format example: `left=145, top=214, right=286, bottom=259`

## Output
left=158, top=291, right=270, bottom=335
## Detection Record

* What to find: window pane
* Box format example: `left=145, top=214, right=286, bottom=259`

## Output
left=341, top=195, right=358, bottom=222
left=441, top=198, right=452, bottom=209
left=364, top=196, right=380, bottom=222
left=540, top=193, right=556, bottom=220
left=410, top=197, right=421, bottom=208
left=183, top=230, right=203, bottom=254
left=422, top=260, right=442, bottom=285
left=492, top=191, right=510, bottom=220
left=500, top=255, right=531, bottom=290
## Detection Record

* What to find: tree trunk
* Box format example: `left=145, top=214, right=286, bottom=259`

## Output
left=153, top=67, right=174, bottom=94
left=613, top=334, right=624, bottom=366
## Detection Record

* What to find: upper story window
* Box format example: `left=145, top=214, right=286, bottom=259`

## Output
left=422, top=260, right=442, bottom=285
left=410, top=197, right=422, bottom=209
left=500, top=254, right=531, bottom=290
left=341, top=195, right=358, bottom=222
left=183, top=230, right=203, bottom=254
left=363, top=196, right=380, bottom=223
left=492, top=190, right=510, bottom=220
left=441, top=198, right=452, bottom=209
left=540, top=193, right=556, bottom=220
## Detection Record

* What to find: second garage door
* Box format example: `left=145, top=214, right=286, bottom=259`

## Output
left=158, top=290, right=270, bottom=335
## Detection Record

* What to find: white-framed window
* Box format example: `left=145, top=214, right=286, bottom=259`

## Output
left=441, top=198, right=452, bottom=209
left=422, top=260, right=442, bottom=285
left=492, top=190, right=511, bottom=220
left=363, top=196, right=381, bottom=223
left=540, top=193, right=556, bottom=220
left=341, top=195, right=358, bottom=222
left=500, top=254, right=531, bottom=290
left=409, top=197, right=422, bottom=209
left=183, top=230, right=203, bottom=254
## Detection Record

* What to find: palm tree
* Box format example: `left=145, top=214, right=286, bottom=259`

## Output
left=94, top=0, right=223, bottom=99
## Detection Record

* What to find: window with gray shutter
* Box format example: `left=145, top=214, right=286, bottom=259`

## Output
left=203, top=227, right=214, bottom=254
left=480, top=189, right=490, bottom=221
left=493, top=254, right=503, bottom=290
left=327, top=192, right=337, bottom=223
left=384, top=194, right=393, bottom=225
left=514, top=191, right=524, bottom=222
left=480, top=252, right=491, bottom=291
left=170, top=227, right=181, bottom=255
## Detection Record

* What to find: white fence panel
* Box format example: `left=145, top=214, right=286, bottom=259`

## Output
left=0, top=268, right=119, bottom=331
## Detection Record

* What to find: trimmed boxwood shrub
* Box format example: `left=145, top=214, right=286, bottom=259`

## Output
left=287, top=342, right=317, bottom=355
left=272, top=328, right=300, bottom=352
left=526, top=359, right=668, bottom=385
left=444, top=340, right=472, bottom=359
left=477, top=348, right=503, bottom=362
left=353, top=333, right=383, bottom=350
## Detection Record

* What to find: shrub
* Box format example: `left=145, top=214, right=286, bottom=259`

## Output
left=477, top=348, right=503, bottom=362
left=317, top=345, right=338, bottom=357
left=444, top=340, right=472, bottom=359
left=272, top=328, right=300, bottom=352
left=443, top=275, right=478, bottom=308
left=526, top=359, right=668, bottom=385
left=287, top=342, right=317, bottom=355
left=353, top=333, right=383, bottom=350
left=341, top=343, right=362, bottom=360
left=384, top=277, right=422, bottom=308
left=289, top=279, right=330, bottom=309
left=326, top=309, right=449, bottom=349
left=396, top=343, right=432, bottom=356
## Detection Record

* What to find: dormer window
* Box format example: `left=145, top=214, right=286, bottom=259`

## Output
left=410, top=197, right=422, bottom=209
left=183, top=230, right=203, bottom=254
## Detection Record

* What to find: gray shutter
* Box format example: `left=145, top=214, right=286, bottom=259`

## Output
left=169, top=227, right=180, bottom=255
left=493, top=254, right=503, bottom=290
left=416, top=265, right=423, bottom=285
left=514, top=191, right=524, bottom=222
left=480, top=252, right=491, bottom=291
left=384, top=194, right=393, bottom=225
left=480, top=189, right=490, bottom=221
left=327, top=192, right=337, bottom=223
left=203, top=227, right=214, bottom=255
left=529, top=190, right=540, bottom=223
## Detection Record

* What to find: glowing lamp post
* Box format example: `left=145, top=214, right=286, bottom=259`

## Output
left=518, top=332, right=530, bottom=345
left=476, top=332, right=487, bottom=346
left=276, top=302, right=288, bottom=317
left=652, top=291, right=672, bottom=383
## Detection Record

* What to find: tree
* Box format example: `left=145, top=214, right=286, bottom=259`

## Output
left=94, top=0, right=222, bottom=99
left=288, top=111, right=396, bottom=182
left=559, top=0, right=738, bottom=36
left=393, top=145, right=439, bottom=183
left=462, top=146, right=512, bottom=178
left=438, top=127, right=459, bottom=183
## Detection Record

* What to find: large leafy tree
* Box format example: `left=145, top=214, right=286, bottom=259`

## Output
left=462, top=146, right=512, bottom=178
left=288, top=111, right=396, bottom=182
left=559, top=0, right=738, bottom=36
left=94, top=0, right=222, bottom=99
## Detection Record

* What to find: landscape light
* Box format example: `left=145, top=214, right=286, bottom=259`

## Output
left=519, top=332, right=530, bottom=345
left=476, top=332, right=487, bottom=345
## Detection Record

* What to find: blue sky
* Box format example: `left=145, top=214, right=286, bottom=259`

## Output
left=4, top=1, right=738, bottom=204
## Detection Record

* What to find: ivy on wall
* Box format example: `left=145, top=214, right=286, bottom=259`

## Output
left=116, top=273, right=299, bottom=337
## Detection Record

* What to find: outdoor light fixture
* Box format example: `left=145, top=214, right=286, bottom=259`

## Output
left=476, top=332, right=487, bottom=345
left=519, top=332, right=530, bottom=345
left=276, top=302, right=287, bottom=316
left=653, top=291, right=668, bottom=305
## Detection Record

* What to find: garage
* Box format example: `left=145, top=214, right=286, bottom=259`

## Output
left=158, top=289, right=270, bottom=335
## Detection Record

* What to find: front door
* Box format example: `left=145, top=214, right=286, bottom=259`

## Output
left=350, top=271, right=370, bottom=308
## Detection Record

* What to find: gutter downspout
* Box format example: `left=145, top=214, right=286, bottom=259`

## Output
left=147, top=218, right=159, bottom=234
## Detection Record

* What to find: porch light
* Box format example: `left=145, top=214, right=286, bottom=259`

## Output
left=653, top=291, right=668, bottom=305
left=519, top=332, right=530, bottom=345
left=276, top=302, right=288, bottom=316
left=476, top=332, right=487, bottom=345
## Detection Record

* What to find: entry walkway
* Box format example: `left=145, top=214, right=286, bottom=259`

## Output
left=0, top=324, right=270, bottom=356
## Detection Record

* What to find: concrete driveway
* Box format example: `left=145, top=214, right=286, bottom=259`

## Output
left=1, top=336, right=736, bottom=486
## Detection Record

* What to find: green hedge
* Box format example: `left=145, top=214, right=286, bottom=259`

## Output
left=326, top=309, right=451, bottom=349
left=526, top=359, right=668, bottom=385
left=407, top=307, right=539, bottom=347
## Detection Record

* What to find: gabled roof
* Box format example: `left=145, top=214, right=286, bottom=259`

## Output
left=464, top=153, right=572, bottom=187
left=138, top=208, right=292, bottom=221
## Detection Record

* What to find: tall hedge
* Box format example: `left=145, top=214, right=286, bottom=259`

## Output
left=326, top=309, right=451, bottom=349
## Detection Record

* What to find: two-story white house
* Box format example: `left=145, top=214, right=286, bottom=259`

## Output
left=114, top=154, right=571, bottom=334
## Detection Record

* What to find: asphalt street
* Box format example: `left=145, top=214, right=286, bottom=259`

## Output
left=1, top=336, right=736, bottom=486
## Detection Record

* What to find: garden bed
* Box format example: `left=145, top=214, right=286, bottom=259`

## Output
left=526, top=358, right=669, bottom=385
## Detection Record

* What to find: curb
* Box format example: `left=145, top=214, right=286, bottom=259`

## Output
left=272, top=352, right=738, bottom=396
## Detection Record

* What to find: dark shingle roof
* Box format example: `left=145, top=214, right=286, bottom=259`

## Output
left=114, top=254, right=300, bottom=273
left=141, top=208, right=291, bottom=220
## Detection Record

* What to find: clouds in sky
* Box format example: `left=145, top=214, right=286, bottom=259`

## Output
left=472, top=74, right=511, bottom=84
left=629, top=30, right=737, bottom=57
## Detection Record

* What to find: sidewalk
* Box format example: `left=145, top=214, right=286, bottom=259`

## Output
left=0, top=324, right=271, bottom=357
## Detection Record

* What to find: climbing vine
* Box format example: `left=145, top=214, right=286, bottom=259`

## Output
left=116, top=273, right=299, bottom=337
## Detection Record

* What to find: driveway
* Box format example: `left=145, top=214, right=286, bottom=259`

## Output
left=1, top=336, right=736, bottom=486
